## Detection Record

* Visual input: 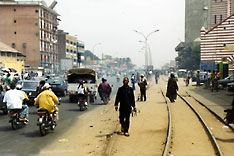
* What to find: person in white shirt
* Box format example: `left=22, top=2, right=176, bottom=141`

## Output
left=76, top=81, right=89, bottom=106
left=3, top=83, right=27, bottom=120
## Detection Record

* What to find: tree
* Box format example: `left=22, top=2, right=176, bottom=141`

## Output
left=175, top=42, right=200, bottom=70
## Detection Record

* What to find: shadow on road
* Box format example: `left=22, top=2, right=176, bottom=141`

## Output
left=0, top=125, right=12, bottom=131
left=20, top=130, right=42, bottom=138
left=91, top=103, right=106, bottom=106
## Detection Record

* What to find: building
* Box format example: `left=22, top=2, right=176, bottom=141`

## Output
left=77, top=40, right=85, bottom=67
left=0, top=41, right=25, bottom=72
left=210, top=0, right=232, bottom=28
left=185, top=0, right=234, bottom=43
left=0, top=0, right=59, bottom=73
left=200, top=14, right=234, bottom=74
left=185, top=0, right=209, bottom=42
left=58, top=30, right=79, bottom=70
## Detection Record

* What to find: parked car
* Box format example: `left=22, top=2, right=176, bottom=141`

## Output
left=17, top=80, right=40, bottom=105
left=47, top=78, right=67, bottom=97
left=218, top=74, right=234, bottom=89
left=227, top=82, right=234, bottom=92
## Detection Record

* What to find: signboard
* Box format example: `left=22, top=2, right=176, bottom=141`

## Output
left=200, top=61, right=216, bottom=70
left=60, top=59, right=73, bottom=71
left=224, top=44, right=234, bottom=51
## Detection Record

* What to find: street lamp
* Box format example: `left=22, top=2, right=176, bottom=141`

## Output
left=92, top=43, right=101, bottom=65
left=134, top=29, right=159, bottom=69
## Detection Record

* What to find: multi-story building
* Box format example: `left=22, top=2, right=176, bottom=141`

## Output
left=77, top=40, right=85, bottom=67
left=185, top=0, right=234, bottom=43
left=58, top=30, right=78, bottom=69
left=201, top=15, right=234, bottom=74
left=0, top=0, right=59, bottom=73
left=185, top=0, right=209, bottom=42
left=210, top=0, right=232, bottom=28
left=0, top=41, right=25, bottom=72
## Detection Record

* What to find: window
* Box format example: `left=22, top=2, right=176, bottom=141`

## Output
left=70, top=50, right=73, bottom=53
left=14, top=20, right=16, bottom=23
left=35, top=23, right=38, bottom=26
left=1, top=52, right=5, bottom=56
left=214, top=15, right=217, bottom=24
left=35, top=10, right=39, bottom=13
left=224, top=27, right=226, bottom=30
left=220, top=15, right=222, bottom=22
left=7, top=52, right=11, bottom=57
left=14, top=32, right=17, bottom=34
left=13, top=8, right=16, bottom=12
left=66, top=49, right=69, bottom=52
left=12, top=53, right=16, bottom=57
left=12, top=43, right=16, bottom=48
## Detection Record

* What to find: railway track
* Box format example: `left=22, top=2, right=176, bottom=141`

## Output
left=161, top=89, right=234, bottom=155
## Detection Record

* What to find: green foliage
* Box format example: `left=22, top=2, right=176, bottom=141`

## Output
left=175, top=42, right=200, bottom=70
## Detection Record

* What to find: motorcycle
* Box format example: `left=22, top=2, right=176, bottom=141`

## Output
left=101, top=93, right=110, bottom=104
left=77, top=94, right=88, bottom=111
left=37, top=109, right=58, bottom=136
left=8, top=109, right=28, bottom=130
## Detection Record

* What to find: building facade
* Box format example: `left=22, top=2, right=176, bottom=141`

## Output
left=185, top=0, right=209, bottom=42
left=201, top=14, right=234, bottom=73
left=210, top=0, right=232, bottom=28
left=58, top=30, right=78, bottom=70
left=0, top=0, right=59, bottom=73
left=0, top=41, right=25, bottom=72
left=77, top=40, right=85, bottom=67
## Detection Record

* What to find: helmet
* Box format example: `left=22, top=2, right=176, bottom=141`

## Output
left=16, top=84, right=22, bottom=90
left=42, top=83, right=50, bottom=89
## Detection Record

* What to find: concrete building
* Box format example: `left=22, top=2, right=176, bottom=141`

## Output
left=77, top=40, right=85, bottom=67
left=0, top=41, right=25, bottom=72
left=0, top=0, right=59, bottom=73
left=185, top=0, right=209, bottom=42
left=185, top=0, right=234, bottom=43
left=58, top=30, right=78, bottom=70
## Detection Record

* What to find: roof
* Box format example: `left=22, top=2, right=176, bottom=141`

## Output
left=0, top=0, right=59, bottom=16
left=0, top=41, right=26, bottom=57
left=67, top=68, right=96, bottom=76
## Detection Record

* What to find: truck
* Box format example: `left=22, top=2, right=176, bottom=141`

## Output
left=66, top=68, right=98, bottom=103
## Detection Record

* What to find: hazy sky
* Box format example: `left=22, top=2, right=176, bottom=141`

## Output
left=45, top=0, right=185, bottom=68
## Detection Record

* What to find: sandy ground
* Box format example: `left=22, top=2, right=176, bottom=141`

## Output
left=109, top=80, right=168, bottom=156
left=38, top=77, right=234, bottom=156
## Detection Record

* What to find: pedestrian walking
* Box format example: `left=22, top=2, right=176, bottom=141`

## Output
left=166, top=73, right=179, bottom=103
left=196, top=71, right=200, bottom=86
left=155, top=72, right=159, bottom=84
left=131, top=73, right=136, bottom=90
left=138, top=74, right=147, bottom=101
left=114, top=77, right=136, bottom=137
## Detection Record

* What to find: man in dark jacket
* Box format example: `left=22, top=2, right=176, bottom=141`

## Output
left=115, top=77, right=136, bottom=136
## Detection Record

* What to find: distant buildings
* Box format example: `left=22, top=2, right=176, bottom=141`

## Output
left=57, top=30, right=85, bottom=71
left=0, top=0, right=59, bottom=73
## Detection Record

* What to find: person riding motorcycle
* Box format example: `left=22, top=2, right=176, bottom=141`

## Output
left=34, top=83, right=60, bottom=122
left=3, top=83, right=28, bottom=121
left=76, top=81, right=89, bottom=106
left=98, top=78, right=112, bottom=101
left=16, top=84, right=29, bottom=120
